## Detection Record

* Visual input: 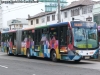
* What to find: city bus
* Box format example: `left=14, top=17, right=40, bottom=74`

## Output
left=0, top=31, right=1, bottom=47
left=98, top=26, right=100, bottom=55
left=1, top=21, right=99, bottom=62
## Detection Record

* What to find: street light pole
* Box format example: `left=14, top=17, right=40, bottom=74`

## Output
left=57, top=0, right=61, bottom=23
left=0, top=0, right=1, bottom=5
left=41, top=9, right=47, bottom=25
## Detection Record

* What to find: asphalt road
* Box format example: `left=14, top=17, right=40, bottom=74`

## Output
left=0, top=52, right=100, bottom=75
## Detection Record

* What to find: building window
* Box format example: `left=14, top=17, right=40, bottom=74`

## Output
left=14, top=25, right=15, bottom=28
left=10, top=25, right=11, bottom=30
left=47, top=16, right=50, bottom=22
left=71, top=8, right=80, bottom=17
left=64, top=12, right=67, bottom=18
left=94, top=14, right=100, bottom=25
left=16, top=25, right=18, bottom=27
left=31, top=20, right=33, bottom=25
left=71, top=10, right=74, bottom=17
left=88, top=5, right=93, bottom=13
left=20, top=25, right=23, bottom=27
left=82, top=6, right=87, bottom=14
left=75, top=9, right=78, bottom=16
left=36, top=19, right=39, bottom=24
left=41, top=18, right=45, bottom=23
left=52, top=15, right=55, bottom=21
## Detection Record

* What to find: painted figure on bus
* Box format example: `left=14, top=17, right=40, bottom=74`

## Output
left=41, top=34, right=49, bottom=48
left=9, top=38, right=13, bottom=50
left=49, top=35, right=58, bottom=49
left=26, top=36, right=30, bottom=49
left=29, top=36, right=34, bottom=49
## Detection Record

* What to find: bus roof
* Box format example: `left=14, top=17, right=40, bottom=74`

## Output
left=22, top=22, right=69, bottom=31
left=1, top=22, right=69, bottom=33
left=1, top=29, right=17, bottom=34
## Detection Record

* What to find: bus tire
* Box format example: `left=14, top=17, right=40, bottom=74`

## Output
left=26, top=49, right=31, bottom=59
left=51, top=50, right=57, bottom=62
left=7, top=50, right=10, bottom=56
left=7, top=47, right=10, bottom=56
left=74, top=59, right=81, bottom=63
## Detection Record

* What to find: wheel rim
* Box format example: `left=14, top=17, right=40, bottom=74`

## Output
left=7, top=51, right=9, bottom=55
left=52, top=52, right=56, bottom=61
left=27, top=52, right=30, bottom=58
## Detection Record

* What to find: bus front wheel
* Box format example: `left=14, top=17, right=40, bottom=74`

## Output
left=51, top=50, right=57, bottom=62
left=74, top=59, right=81, bottom=63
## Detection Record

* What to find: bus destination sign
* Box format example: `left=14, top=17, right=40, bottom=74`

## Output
left=74, top=23, right=82, bottom=27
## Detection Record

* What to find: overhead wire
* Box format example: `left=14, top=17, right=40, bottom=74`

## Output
left=2, top=0, right=40, bottom=11
left=1, top=2, right=44, bottom=14
left=2, top=3, right=32, bottom=11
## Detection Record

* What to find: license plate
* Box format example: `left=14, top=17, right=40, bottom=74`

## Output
left=85, top=56, right=90, bottom=59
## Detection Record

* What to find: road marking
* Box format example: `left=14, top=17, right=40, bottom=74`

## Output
left=0, top=65, right=8, bottom=68
left=33, top=74, right=36, bottom=75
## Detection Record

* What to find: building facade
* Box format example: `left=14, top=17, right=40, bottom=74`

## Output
left=27, top=0, right=97, bottom=27
left=0, top=6, right=3, bottom=30
left=1, top=0, right=67, bottom=12
left=7, top=18, right=28, bottom=30
left=0, top=2, right=45, bottom=29
left=93, top=3, right=100, bottom=25
left=39, top=0, right=67, bottom=12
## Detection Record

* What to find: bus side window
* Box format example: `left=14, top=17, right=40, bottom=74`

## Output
left=22, top=31, right=24, bottom=41
left=2, top=34, right=6, bottom=42
left=13, top=32, right=16, bottom=46
left=68, top=28, right=72, bottom=44
left=12, top=33, right=14, bottom=45
left=35, top=30, right=37, bottom=45
left=28, top=30, right=34, bottom=41
left=59, top=26, right=67, bottom=45
left=35, top=29, right=41, bottom=45
left=49, top=27, right=58, bottom=40
left=22, top=31, right=27, bottom=42
left=41, top=28, right=49, bottom=45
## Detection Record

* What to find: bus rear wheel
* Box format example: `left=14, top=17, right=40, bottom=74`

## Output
left=7, top=50, right=10, bottom=56
left=7, top=47, right=10, bottom=56
left=51, top=50, right=57, bottom=62
left=26, top=49, right=31, bottom=59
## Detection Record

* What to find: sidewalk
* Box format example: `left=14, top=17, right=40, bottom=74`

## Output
left=0, top=52, right=7, bottom=55
left=89, top=56, right=100, bottom=62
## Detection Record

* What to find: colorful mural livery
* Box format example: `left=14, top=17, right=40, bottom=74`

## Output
left=1, top=21, right=99, bottom=62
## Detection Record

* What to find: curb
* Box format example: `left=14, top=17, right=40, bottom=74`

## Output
left=89, top=57, right=100, bottom=62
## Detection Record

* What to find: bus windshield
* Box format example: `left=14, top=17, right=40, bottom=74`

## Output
left=72, top=23, right=98, bottom=50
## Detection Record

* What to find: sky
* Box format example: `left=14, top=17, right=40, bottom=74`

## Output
left=67, top=0, right=100, bottom=5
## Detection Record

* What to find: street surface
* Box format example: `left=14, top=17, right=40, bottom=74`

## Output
left=0, top=52, right=100, bottom=75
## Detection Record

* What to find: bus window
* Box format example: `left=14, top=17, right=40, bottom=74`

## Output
left=49, top=27, right=58, bottom=49
left=13, top=32, right=16, bottom=46
left=2, top=34, right=6, bottom=42
left=67, top=28, right=72, bottom=44
left=35, top=29, right=41, bottom=45
left=9, top=33, right=14, bottom=44
left=12, top=33, right=14, bottom=45
left=28, top=30, right=34, bottom=41
left=22, top=31, right=24, bottom=41
left=59, top=26, right=67, bottom=45
left=22, top=31, right=27, bottom=42
left=40, top=28, right=49, bottom=46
